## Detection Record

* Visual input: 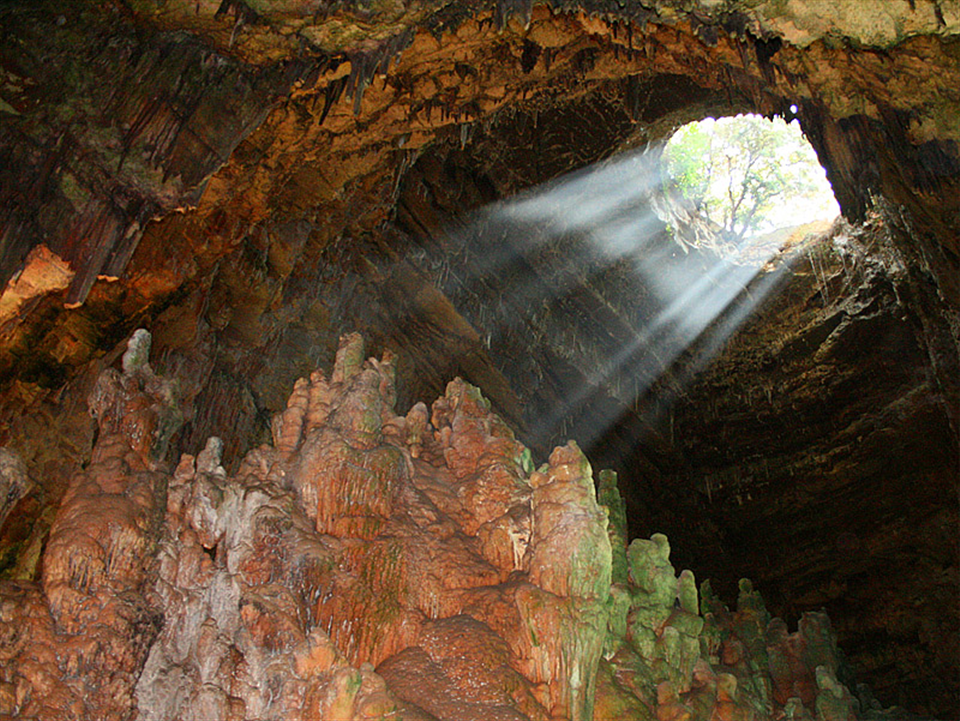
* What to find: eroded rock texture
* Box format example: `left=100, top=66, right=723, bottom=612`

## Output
left=0, top=1, right=958, bottom=714
left=137, top=332, right=615, bottom=720
left=0, top=334, right=178, bottom=719
left=0, top=331, right=915, bottom=720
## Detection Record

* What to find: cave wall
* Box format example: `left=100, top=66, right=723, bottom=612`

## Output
left=617, top=218, right=959, bottom=715
left=0, top=0, right=959, bottom=717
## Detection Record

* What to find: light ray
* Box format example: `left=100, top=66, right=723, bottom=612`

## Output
left=422, top=142, right=819, bottom=454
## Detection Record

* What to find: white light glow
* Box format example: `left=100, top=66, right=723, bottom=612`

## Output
left=438, top=142, right=811, bottom=450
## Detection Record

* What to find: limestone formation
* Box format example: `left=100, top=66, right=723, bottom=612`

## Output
left=1, top=330, right=179, bottom=719
left=0, top=332, right=905, bottom=720
left=0, top=0, right=957, bottom=713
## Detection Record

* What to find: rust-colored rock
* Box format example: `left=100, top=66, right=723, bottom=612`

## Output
left=1, top=330, right=178, bottom=719
left=0, top=330, right=923, bottom=719
left=0, top=3, right=957, bottom=710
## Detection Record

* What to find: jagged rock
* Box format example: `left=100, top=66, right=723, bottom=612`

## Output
left=1, top=331, right=177, bottom=719
left=0, top=0, right=957, bottom=713
left=141, top=334, right=618, bottom=721
left=0, top=332, right=913, bottom=720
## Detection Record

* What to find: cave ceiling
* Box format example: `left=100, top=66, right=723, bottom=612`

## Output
left=0, top=0, right=958, bottom=717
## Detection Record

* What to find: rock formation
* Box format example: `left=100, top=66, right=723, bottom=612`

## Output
left=0, top=331, right=923, bottom=720
left=0, top=0, right=957, bottom=716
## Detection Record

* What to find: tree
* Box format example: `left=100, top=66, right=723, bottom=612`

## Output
left=660, top=114, right=837, bottom=253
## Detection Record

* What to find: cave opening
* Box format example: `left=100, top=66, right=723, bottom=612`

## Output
left=1, top=2, right=958, bottom=719
left=391, top=110, right=826, bottom=458
left=659, top=112, right=841, bottom=256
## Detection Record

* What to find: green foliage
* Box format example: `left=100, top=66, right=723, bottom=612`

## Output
left=661, top=114, right=837, bottom=251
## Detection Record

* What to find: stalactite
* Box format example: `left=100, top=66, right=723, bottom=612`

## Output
left=320, top=76, right=349, bottom=124
left=346, top=53, right=374, bottom=115
left=214, top=0, right=261, bottom=26
left=299, top=54, right=334, bottom=92
left=495, top=0, right=534, bottom=31
left=720, top=9, right=751, bottom=40
left=101, top=199, right=158, bottom=279
left=346, top=28, right=415, bottom=116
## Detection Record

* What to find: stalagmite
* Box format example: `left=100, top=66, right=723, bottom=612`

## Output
left=0, top=332, right=888, bottom=720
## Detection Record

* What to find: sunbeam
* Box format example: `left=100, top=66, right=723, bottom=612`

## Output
left=432, top=142, right=807, bottom=452
left=526, top=250, right=787, bottom=450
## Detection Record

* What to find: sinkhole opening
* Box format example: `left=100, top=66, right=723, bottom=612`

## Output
left=392, top=106, right=856, bottom=539
left=442, top=113, right=841, bottom=460
left=658, top=113, right=840, bottom=262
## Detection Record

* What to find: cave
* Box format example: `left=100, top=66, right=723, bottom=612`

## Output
left=0, top=1, right=957, bottom=720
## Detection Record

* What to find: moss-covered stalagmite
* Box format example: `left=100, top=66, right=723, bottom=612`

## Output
left=598, top=469, right=629, bottom=587
left=593, top=531, right=878, bottom=721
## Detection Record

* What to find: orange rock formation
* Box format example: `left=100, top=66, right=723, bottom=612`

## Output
left=0, top=332, right=878, bottom=720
